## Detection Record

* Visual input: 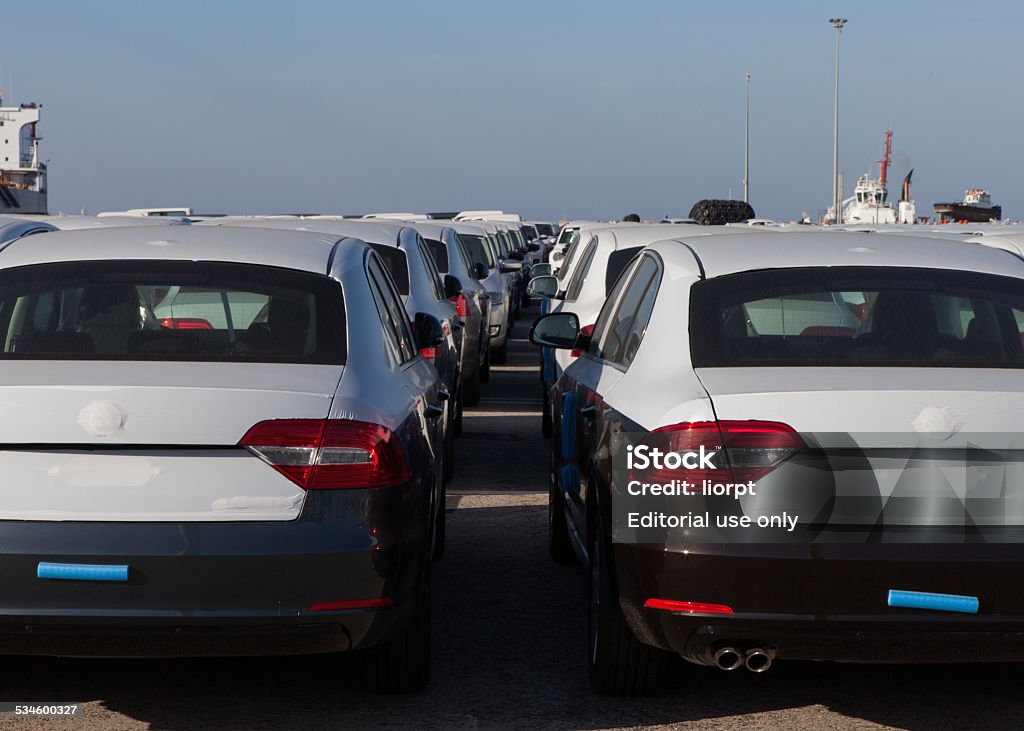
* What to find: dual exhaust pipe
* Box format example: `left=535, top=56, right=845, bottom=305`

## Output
left=713, top=646, right=774, bottom=673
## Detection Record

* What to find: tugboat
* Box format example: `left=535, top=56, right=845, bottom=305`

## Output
left=0, top=85, right=47, bottom=214
left=933, top=189, right=1002, bottom=223
left=827, top=130, right=899, bottom=225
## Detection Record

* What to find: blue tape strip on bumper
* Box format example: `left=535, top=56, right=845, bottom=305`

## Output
left=37, top=562, right=129, bottom=582
left=888, top=589, right=978, bottom=614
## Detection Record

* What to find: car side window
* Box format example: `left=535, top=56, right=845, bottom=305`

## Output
left=367, top=255, right=417, bottom=364
left=564, top=239, right=597, bottom=302
left=424, top=237, right=450, bottom=275
left=617, top=263, right=660, bottom=368
left=592, top=256, right=658, bottom=364
left=416, top=238, right=446, bottom=301
left=586, top=258, right=635, bottom=359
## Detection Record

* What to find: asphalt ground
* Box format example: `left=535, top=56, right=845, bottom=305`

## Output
left=2, top=309, right=1022, bottom=730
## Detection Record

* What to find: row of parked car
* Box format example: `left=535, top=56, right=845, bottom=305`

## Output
left=527, top=218, right=1024, bottom=694
left=0, top=210, right=554, bottom=694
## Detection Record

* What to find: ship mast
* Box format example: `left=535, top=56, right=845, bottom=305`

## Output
left=875, top=130, right=892, bottom=188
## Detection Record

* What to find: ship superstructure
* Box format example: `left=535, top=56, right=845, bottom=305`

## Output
left=0, top=86, right=47, bottom=214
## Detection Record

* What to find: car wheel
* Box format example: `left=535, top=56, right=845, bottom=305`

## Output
left=549, top=448, right=575, bottom=564
left=443, top=422, right=455, bottom=484
left=453, top=388, right=464, bottom=436
left=361, top=570, right=431, bottom=693
left=463, top=365, right=481, bottom=407
left=541, top=388, right=552, bottom=438
left=480, top=348, right=491, bottom=384
left=492, top=341, right=508, bottom=365
left=433, top=482, right=446, bottom=562
left=587, top=502, right=668, bottom=696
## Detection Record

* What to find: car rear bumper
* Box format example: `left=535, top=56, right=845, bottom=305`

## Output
left=0, top=487, right=430, bottom=656
left=614, top=542, right=1024, bottom=665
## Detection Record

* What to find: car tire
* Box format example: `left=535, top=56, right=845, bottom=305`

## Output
left=433, top=483, right=446, bottom=562
left=463, top=366, right=481, bottom=407
left=361, top=571, right=431, bottom=693
left=549, top=448, right=575, bottom=564
left=480, top=349, right=491, bottom=384
left=453, top=389, right=464, bottom=436
left=541, top=388, right=552, bottom=438
left=492, top=341, right=508, bottom=365
left=443, top=423, right=455, bottom=484
left=587, top=503, right=668, bottom=696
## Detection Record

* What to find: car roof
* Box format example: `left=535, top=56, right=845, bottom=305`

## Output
left=439, top=220, right=492, bottom=236
left=224, top=217, right=406, bottom=247
left=591, top=223, right=764, bottom=248
left=647, top=231, right=1024, bottom=280
left=0, top=225, right=346, bottom=274
left=398, top=220, right=452, bottom=238
left=0, top=214, right=189, bottom=230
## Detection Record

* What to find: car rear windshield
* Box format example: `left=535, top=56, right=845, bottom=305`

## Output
left=0, top=260, right=346, bottom=364
left=690, top=266, right=1024, bottom=368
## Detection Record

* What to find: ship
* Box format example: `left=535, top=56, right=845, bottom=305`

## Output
left=933, top=188, right=1001, bottom=223
left=826, top=130, right=915, bottom=225
left=0, top=86, right=47, bottom=214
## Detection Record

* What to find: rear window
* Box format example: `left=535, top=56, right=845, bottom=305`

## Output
left=690, top=266, right=1024, bottom=368
left=0, top=261, right=346, bottom=364
left=368, top=244, right=410, bottom=295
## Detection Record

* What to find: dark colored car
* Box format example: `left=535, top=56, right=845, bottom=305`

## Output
left=0, top=226, right=447, bottom=693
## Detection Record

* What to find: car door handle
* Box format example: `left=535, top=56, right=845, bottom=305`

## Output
left=580, top=404, right=597, bottom=419
left=425, top=403, right=444, bottom=420
left=438, top=387, right=451, bottom=401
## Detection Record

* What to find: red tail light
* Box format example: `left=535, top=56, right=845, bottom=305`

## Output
left=309, top=597, right=393, bottom=612
left=644, top=598, right=734, bottom=614
left=240, top=419, right=409, bottom=490
left=450, top=292, right=468, bottom=317
left=161, top=317, right=213, bottom=330
left=570, top=323, right=595, bottom=358
left=420, top=347, right=437, bottom=359
left=635, top=420, right=802, bottom=488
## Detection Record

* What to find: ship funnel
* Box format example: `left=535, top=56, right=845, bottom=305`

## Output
left=900, top=169, right=913, bottom=203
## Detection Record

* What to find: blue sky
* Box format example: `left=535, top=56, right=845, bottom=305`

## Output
left=3, top=1, right=1022, bottom=221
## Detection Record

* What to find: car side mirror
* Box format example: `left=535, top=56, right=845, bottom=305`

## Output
left=530, top=263, right=552, bottom=277
left=413, top=312, right=445, bottom=350
left=526, top=275, right=558, bottom=298
left=473, top=262, right=489, bottom=280
left=500, top=259, right=523, bottom=273
left=508, top=251, right=525, bottom=261
left=528, top=243, right=540, bottom=252
left=529, top=312, right=582, bottom=349
left=443, top=274, right=462, bottom=299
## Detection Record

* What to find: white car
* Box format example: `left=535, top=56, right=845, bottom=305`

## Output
left=534, top=231, right=1024, bottom=694
left=530, top=223, right=774, bottom=436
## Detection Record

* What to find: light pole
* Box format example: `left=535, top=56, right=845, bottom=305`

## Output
left=830, top=18, right=847, bottom=224
left=743, top=72, right=750, bottom=203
